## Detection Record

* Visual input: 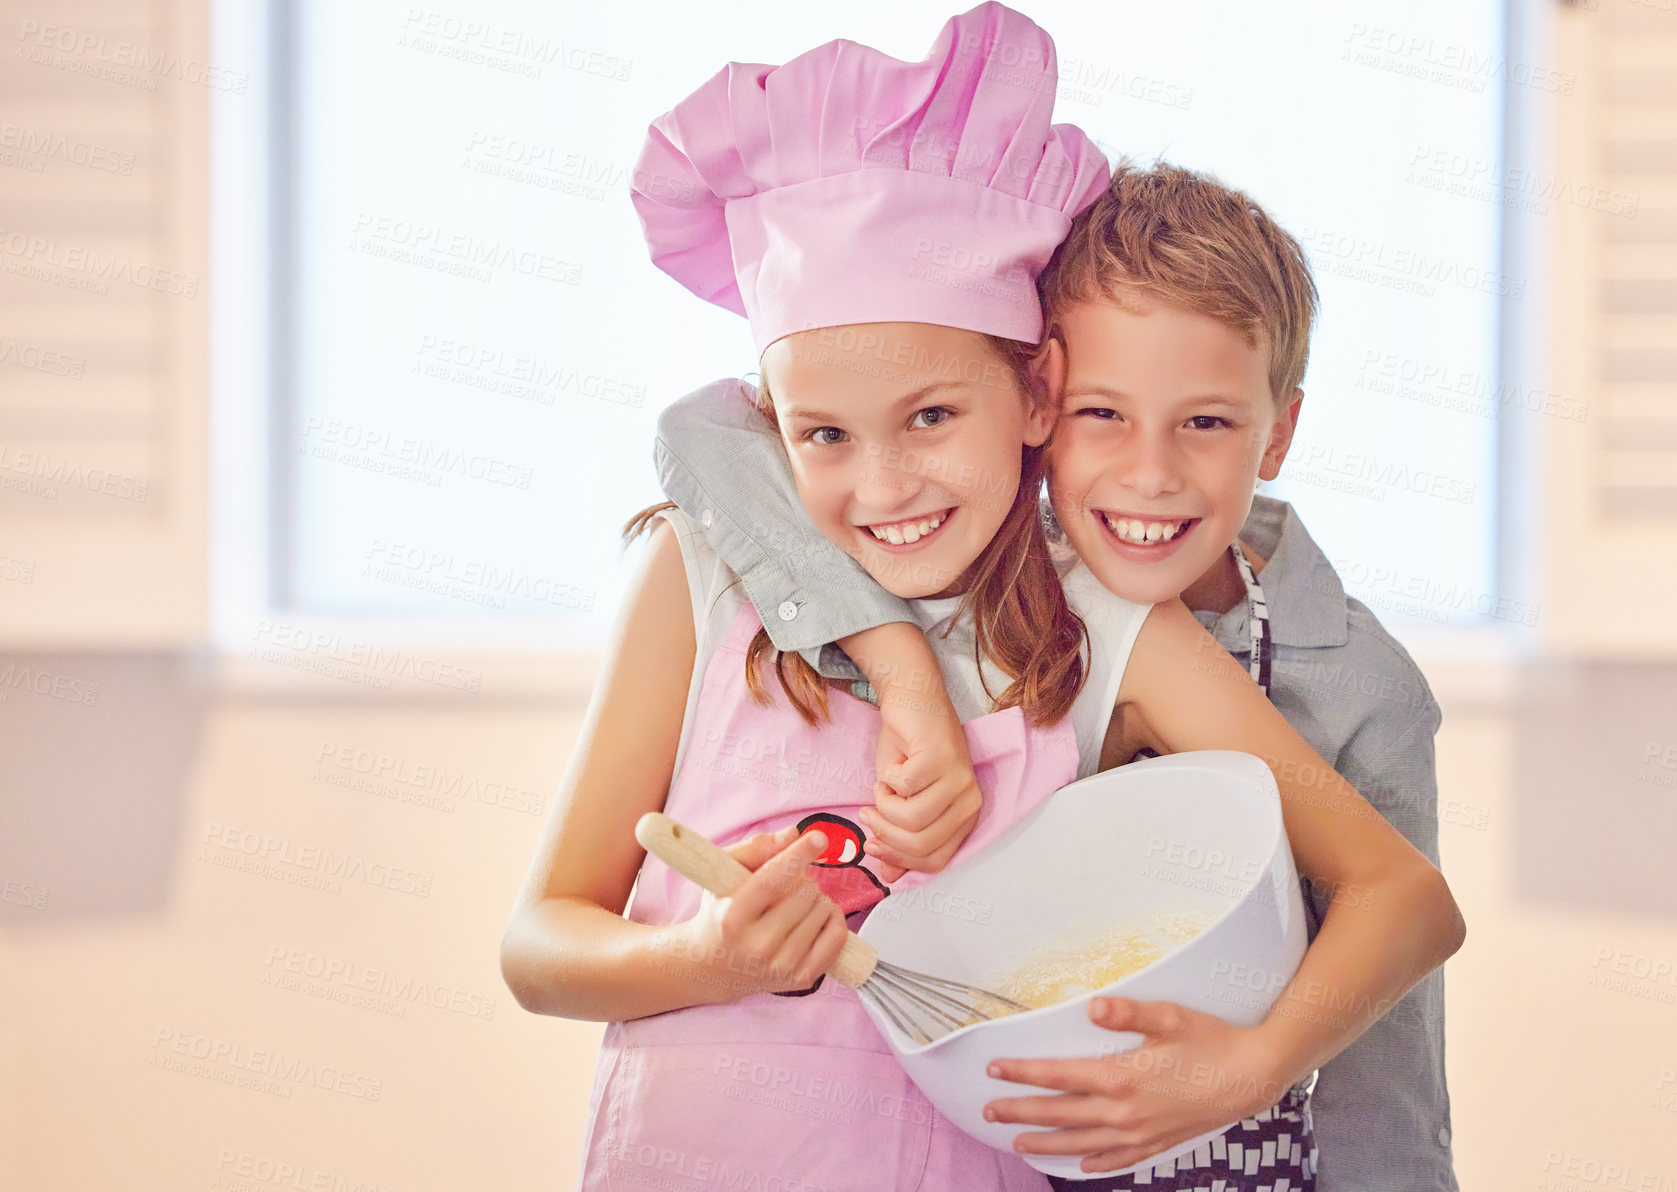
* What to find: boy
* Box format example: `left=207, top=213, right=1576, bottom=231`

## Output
left=651, top=160, right=1456, bottom=1190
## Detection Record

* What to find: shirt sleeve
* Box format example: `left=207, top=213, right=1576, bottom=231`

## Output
left=1334, top=685, right=1444, bottom=868
left=1304, top=677, right=1456, bottom=1190
left=1295, top=679, right=1442, bottom=939
left=653, top=378, right=916, bottom=680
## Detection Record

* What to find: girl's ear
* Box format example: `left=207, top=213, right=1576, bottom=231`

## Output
left=1023, top=335, right=1067, bottom=447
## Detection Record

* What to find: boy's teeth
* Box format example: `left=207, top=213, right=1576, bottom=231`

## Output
left=1101, top=513, right=1188, bottom=545
left=869, top=512, right=944, bottom=544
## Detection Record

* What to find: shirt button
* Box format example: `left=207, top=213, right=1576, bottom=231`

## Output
left=700, top=508, right=714, bottom=527
left=778, top=601, right=798, bottom=622
left=1436, top=1126, right=1451, bottom=1147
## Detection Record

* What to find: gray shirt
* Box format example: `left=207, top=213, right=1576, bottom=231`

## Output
left=655, top=377, right=1458, bottom=1191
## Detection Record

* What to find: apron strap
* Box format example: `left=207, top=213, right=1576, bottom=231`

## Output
left=1231, top=541, right=1272, bottom=699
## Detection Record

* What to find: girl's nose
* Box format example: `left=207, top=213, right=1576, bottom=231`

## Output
left=852, top=444, right=927, bottom=512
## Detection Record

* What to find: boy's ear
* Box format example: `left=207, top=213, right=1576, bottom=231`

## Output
left=1258, top=387, right=1304, bottom=481
left=1024, top=336, right=1067, bottom=447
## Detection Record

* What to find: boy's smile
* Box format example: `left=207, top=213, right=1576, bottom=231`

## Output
left=1095, top=510, right=1202, bottom=557
left=1045, top=296, right=1301, bottom=610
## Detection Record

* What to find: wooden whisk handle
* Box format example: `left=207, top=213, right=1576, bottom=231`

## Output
left=635, top=812, right=878, bottom=989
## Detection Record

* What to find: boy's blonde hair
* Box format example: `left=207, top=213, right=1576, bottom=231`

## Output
left=1040, top=157, right=1320, bottom=401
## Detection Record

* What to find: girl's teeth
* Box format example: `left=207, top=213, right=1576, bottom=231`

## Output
left=869, top=512, right=946, bottom=544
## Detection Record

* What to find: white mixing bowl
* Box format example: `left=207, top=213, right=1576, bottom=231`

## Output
left=857, top=750, right=1309, bottom=1180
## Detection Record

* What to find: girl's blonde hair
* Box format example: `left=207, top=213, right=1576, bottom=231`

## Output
left=625, top=332, right=1087, bottom=728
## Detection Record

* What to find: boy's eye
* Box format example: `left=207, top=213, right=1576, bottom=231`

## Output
left=1076, top=407, right=1119, bottom=420
left=912, top=406, right=955, bottom=429
left=1186, top=415, right=1231, bottom=431
left=806, top=426, right=848, bottom=446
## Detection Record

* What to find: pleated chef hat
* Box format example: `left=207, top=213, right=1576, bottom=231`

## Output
left=629, top=2, right=1110, bottom=354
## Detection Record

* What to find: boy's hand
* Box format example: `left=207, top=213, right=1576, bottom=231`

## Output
left=834, top=621, right=983, bottom=883
left=981, top=997, right=1286, bottom=1173
left=858, top=685, right=982, bottom=882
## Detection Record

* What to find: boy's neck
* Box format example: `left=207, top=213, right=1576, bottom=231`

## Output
left=1180, top=541, right=1267, bottom=616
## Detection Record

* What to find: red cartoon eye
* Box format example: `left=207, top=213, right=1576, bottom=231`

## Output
left=796, top=813, right=865, bottom=867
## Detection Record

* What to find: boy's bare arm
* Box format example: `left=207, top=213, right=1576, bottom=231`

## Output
left=842, top=623, right=981, bottom=882
left=983, top=603, right=1464, bottom=1172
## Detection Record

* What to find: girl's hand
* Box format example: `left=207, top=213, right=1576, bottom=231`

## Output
left=860, top=685, right=983, bottom=882
left=980, top=997, right=1287, bottom=1174
left=683, top=826, right=851, bottom=1000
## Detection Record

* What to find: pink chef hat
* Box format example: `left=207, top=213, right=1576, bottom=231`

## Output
left=630, top=2, right=1110, bottom=354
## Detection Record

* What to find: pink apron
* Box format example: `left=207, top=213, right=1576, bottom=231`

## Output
left=577, top=604, right=1081, bottom=1190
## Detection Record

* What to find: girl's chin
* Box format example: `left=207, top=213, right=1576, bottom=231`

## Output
left=860, top=553, right=972, bottom=600
left=866, top=571, right=965, bottom=601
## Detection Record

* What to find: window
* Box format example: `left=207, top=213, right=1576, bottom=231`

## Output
left=220, top=0, right=1508, bottom=650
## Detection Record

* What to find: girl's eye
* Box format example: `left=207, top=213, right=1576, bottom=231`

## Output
left=1186, top=415, right=1231, bottom=431
left=912, top=406, right=955, bottom=429
left=1077, top=407, right=1119, bottom=420
left=806, top=426, right=848, bottom=446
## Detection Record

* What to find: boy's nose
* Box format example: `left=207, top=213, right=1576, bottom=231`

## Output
left=1115, top=432, right=1184, bottom=499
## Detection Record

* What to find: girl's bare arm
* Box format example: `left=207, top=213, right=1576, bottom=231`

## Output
left=1116, top=598, right=1466, bottom=1086
left=498, top=518, right=711, bottom=1020
left=499, top=518, right=856, bottom=1021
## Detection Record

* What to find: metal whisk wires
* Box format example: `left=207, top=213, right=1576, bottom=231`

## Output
left=635, top=813, right=1029, bottom=1045
left=852, top=960, right=1031, bottom=1045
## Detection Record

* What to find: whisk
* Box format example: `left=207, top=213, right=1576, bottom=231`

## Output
left=636, top=812, right=1031, bottom=1045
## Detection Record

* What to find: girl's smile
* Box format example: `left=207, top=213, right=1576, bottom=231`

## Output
left=861, top=506, right=957, bottom=551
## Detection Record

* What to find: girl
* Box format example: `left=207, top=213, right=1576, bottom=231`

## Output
left=500, top=6, right=1462, bottom=1190
left=507, top=9, right=1126, bottom=1187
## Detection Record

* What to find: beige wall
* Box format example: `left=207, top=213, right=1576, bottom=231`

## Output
left=2, top=660, right=608, bottom=1188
